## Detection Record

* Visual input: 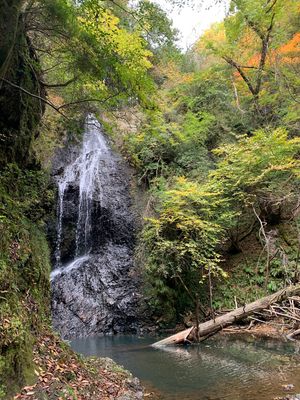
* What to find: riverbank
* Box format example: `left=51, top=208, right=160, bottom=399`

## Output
left=14, top=331, right=143, bottom=400
left=220, top=318, right=300, bottom=341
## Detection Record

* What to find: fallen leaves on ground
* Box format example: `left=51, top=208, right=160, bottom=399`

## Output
left=14, top=331, right=142, bottom=400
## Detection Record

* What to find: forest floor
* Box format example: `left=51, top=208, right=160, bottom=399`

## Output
left=13, top=331, right=143, bottom=400
left=220, top=317, right=300, bottom=339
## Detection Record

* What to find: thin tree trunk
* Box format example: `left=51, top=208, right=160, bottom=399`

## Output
left=195, top=295, right=200, bottom=342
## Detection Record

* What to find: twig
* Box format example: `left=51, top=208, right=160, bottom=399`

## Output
left=41, top=76, right=77, bottom=88
left=57, top=92, right=120, bottom=110
left=253, top=206, right=271, bottom=290
left=272, top=311, right=300, bottom=323
left=286, top=328, right=300, bottom=341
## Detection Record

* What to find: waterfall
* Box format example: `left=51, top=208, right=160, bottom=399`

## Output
left=53, top=115, right=110, bottom=271
left=75, top=116, right=110, bottom=256
left=51, top=115, right=141, bottom=338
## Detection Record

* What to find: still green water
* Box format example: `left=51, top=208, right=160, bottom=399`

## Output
left=71, top=334, right=300, bottom=399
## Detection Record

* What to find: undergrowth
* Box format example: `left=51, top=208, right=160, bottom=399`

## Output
left=0, top=164, right=53, bottom=398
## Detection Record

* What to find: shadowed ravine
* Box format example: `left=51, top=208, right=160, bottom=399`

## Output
left=51, top=115, right=142, bottom=338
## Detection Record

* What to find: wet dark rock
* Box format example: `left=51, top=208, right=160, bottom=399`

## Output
left=51, top=245, right=141, bottom=338
left=50, top=117, right=145, bottom=338
left=117, top=377, right=144, bottom=400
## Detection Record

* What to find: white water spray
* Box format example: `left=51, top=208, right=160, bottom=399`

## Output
left=52, top=115, right=110, bottom=277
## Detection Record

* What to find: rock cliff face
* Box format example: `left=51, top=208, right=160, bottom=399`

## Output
left=51, top=247, right=141, bottom=338
left=50, top=116, right=142, bottom=338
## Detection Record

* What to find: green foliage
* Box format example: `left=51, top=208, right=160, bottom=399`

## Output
left=0, top=165, right=52, bottom=397
left=0, top=164, right=53, bottom=221
left=198, top=0, right=300, bottom=130
left=139, top=126, right=300, bottom=320
left=213, top=219, right=300, bottom=310
left=1, top=0, right=299, bottom=387
left=141, top=176, right=233, bottom=320
left=124, top=110, right=181, bottom=183
left=119, top=0, right=300, bottom=326
left=124, top=107, right=216, bottom=184
left=26, top=0, right=166, bottom=113
left=177, top=66, right=253, bottom=136
left=210, top=128, right=300, bottom=207
left=134, top=0, right=178, bottom=51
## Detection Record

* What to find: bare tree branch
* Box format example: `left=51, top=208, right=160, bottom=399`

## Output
left=41, top=76, right=77, bottom=88
left=223, top=56, right=257, bottom=96
left=57, top=92, right=120, bottom=110
left=255, top=13, right=275, bottom=95
left=0, top=77, right=68, bottom=119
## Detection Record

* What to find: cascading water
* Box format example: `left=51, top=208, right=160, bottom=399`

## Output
left=53, top=115, right=110, bottom=269
left=51, top=115, right=143, bottom=338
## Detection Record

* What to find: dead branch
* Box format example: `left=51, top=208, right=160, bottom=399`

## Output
left=287, top=328, right=300, bottom=341
left=0, top=77, right=67, bottom=119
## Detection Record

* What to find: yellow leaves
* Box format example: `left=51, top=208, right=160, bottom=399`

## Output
left=79, top=9, right=152, bottom=70
left=176, top=176, right=187, bottom=185
left=221, top=270, right=229, bottom=279
left=154, top=61, right=194, bottom=90
left=196, top=22, right=226, bottom=52
left=211, top=128, right=300, bottom=202
left=76, top=5, right=153, bottom=101
left=83, top=80, right=107, bottom=93
left=135, top=133, right=145, bottom=143
left=78, top=10, right=120, bottom=36
left=168, top=177, right=219, bottom=205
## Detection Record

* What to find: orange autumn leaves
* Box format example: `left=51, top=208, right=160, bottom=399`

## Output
left=278, top=32, right=300, bottom=64
left=194, top=13, right=299, bottom=91
left=246, top=32, right=300, bottom=69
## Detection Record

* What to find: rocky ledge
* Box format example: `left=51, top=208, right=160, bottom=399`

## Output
left=51, top=244, right=143, bottom=338
left=14, top=331, right=144, bottom=400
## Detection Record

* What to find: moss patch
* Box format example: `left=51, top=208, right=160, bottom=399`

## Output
left=0, top=165, right=52, bottom=399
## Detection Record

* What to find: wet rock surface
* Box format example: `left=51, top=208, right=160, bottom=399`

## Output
left=50, top=116, right=143, bottom=338
left=51, top=245, right=141, bottom=338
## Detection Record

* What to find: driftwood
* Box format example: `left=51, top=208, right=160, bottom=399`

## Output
left=152, top=284, right=300, bottom=347
left=152, top=327, right=194, bottom=347
left=287, top=328, right=300, bottom=341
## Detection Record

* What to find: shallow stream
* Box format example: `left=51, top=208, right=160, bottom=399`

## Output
left=71, top=334, right=300, bottom=399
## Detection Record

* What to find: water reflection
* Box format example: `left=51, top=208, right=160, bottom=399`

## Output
left=71, top=334, right=300, bottom=400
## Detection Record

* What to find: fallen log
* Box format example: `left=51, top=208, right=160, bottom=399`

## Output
left=152, top=284, right=300, bottom=346
left=152, top=327, right=194, bottom=347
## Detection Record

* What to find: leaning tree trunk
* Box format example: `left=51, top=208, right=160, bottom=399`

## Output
left=152, top=284, right=300, bottom=346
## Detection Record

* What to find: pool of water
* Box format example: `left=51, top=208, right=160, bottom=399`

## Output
left=71, top=334, right=300, bottom=399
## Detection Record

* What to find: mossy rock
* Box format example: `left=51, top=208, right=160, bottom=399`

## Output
left=0, top=166, right=52, bottom=399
